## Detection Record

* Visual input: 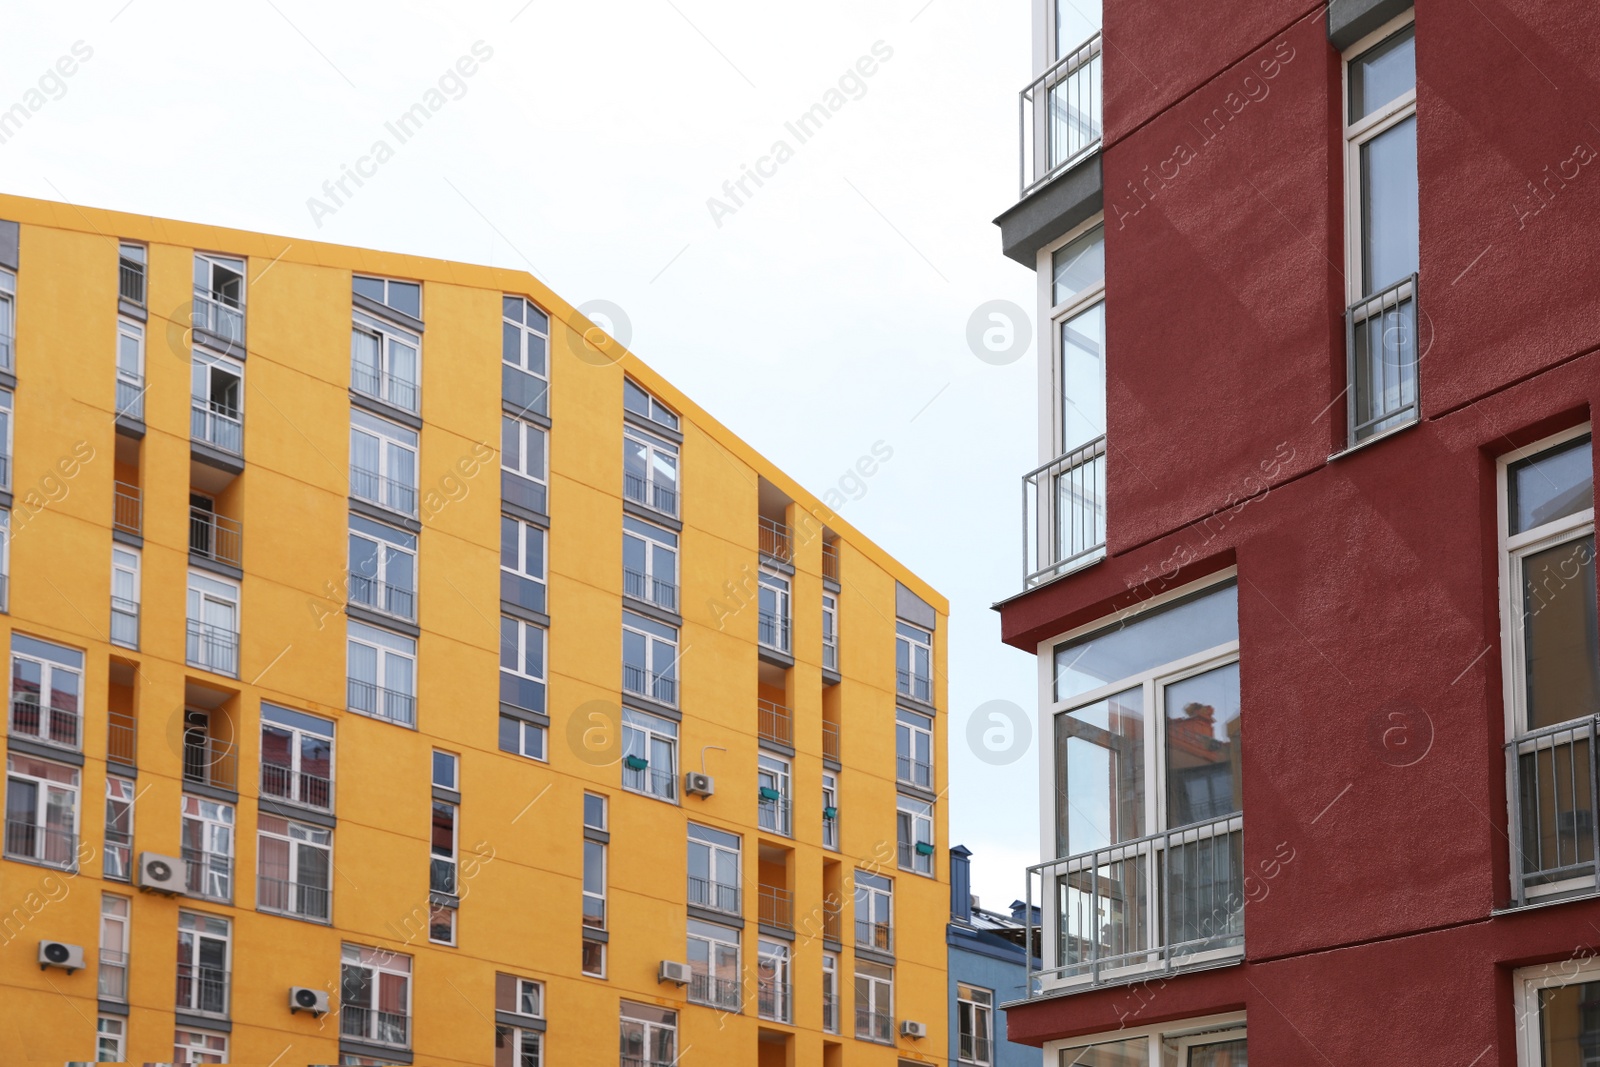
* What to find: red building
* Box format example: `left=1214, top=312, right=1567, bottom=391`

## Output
left=993, top=0, right=1600, bottom=1062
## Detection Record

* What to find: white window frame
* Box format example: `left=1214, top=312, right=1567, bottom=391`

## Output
left=99, top=893, right=130, bottom=1003
left=0, top=388, right=12, bottom=492
left=821, top=952, right=839, bottom=1034
left=758, top=753, right=792, bottom=837
left=257, top=814, right=332, bottom=922
left=687, top=822, right=741, bottom=914
left=190, top=350, right=243, bottom=454
left=1514, top=956, right=1600, bottom=1067
left=619, top=1001, right=678, bottom=1066
left=9, top=636, right=85, bottom=751
left=353, top=274, right=421, bottom=318
left=340, top=943, right=412, bottom=1048
left=433, top=750, right=458, bottom=791
left=897, top=794, right=935, bottom=876
left=1043, top=1013, right=1248, bottom=1065
left=582, top=935, right=607, bottom=978
left=499, top=714, right=547, bottom=762
left=502, top=515, right=548, bottom=607
left=622, top=612, right=679, bottom=707
left=622, top=516, right=678, bottom=612
left=0, top=510, right=10, bottom=612
left=623, top=425, right=680, bottom=518
left=583, top=836, right=607, bottom=931
left=348, top=515, right=416, bottom=621
left=896, top=621, right=934, bottom=704
left=757, top=938, right=791, bottom=1023
left=854, top=869, right=893, bottom=953
left=686, top=918, right=740, bottom=1010
left=431, top=798, right=458, bottom=899
left=821, top=771, right=839, bottom=851
left=351, top=410, right=419, bottom=517
left=347, top=620, right=417, bottom=727
left=173, top=1026, right=228, bottom=1065
left=111, top=546, right=141, bottom=649
left=503, top=415, right=548, bottom=483
left=351, top=310, right=421, bottom=413
left=104, top=776, right=134, bottom=881
left=758, top=571, right=791, bottom=653
left=497, top=973, right=545, bottom=1067
left=1342, top=11, right=1418, bottom=304
left=623, top=378, right=680, bottom=430
left=822, top=593, right=839, bottom=671
left=500, top=615, right=547, bottom=692
left=181, top=795, right=235, bottom=902
left=4, top=754, right=80, bottom=867
left=260, top=704, right=335, bottom=812
left=584, top=793, right=608, bottom=831
left=854, top=961, right=894, bottom=1043
left=97, top=1015, right=125, bottom=1062
left=895, top=707, right=934, bottom=790
left=186, top=571, right=240, bottom=678
left=956, top=983, right=994, bottom=1066
left=176, top=910, right=232, bottom=1018
left=621, top=708, right=678, bottom=802
left=0, top=269, right=14, bottom=370
left=117, top=316, right=146, bottom=419
left=503, top=296, right=550, bottom=378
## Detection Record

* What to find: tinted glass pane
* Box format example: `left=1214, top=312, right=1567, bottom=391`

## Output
left=1164, top=662, right=1242, bottom=826
left=1510, top=436, right=1593, bottom=534
left=1350, top=26, right=1415, bottom=121
left=1054, top=583, right=1239, bottom=700
left=388, top=282, right=421, bottom=319
left=1522, top=535, right=1600, bottom=730
left=1360, top=115, right=1418, bottom=294
left=352, top=276, right=385, bottom=303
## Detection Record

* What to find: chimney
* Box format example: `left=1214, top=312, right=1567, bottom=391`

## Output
left=949, top=845, right=973, bottom=923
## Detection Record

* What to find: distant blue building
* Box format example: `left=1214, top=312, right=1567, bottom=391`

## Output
left=947, top=846, right=1041, bottom=1067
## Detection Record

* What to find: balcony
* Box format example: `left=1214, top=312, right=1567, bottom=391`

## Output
left=758, top=517, right=791, bottom=562
left=186, top=620, right=239, bottom=678
left=623, top=470, right=677, bottom=517
left=1023, top=812, right=1244, bottom=995
left=115, top=377, right=144, bottom=422
left=175, top=962, right=230, bottom=1017
left=352, top=466, right=418, bottom=518
left=2, top=820, right=77, bottom=869
left=1023, top=435, right=1107, bottom=588
left=688, top=971, right=741, bottom=1012
left=260, top=760, right=332, bottom=812
left=183, top=847, right=233, bottom=901
left=856, top=1008, right=893, bottom=1044
left=110, top=597, right=139, bottom=649
left=822, top=991, right=839, bottom=1033
left=191, top=400, right=243, bottom=456
left=341, top=1005, right=409, bottom=1048
left=190, top=508, right=243, bottom=569
left=757, top=699, right=792, bottom=748
left=1508, top=714, right=1599, bottom=907
left=856, top=917, right=893, bottom=956
left=182, top=734, right=238, bottom=792
left=623, top=566, right=677, bottom=612
left=821, top=540, right=839, bottom=583
left=758, top=792, right=791, bottom=837
left=10, top=695, right=81, bottom=750
left=348, top=574, right=415, bottom=621
left=348, top=678, right=416, bottom=728
left=1020, top=33, right=1102, bottom=198
left=108, top=710, right=137, bottom=767
left=1346, top=272, right=1420, bottom=446
left=757, top=976, right=792, bottom=1024
left=258, top=874, right=330, bottom=922
left=622, top=663, right=676, bottom=706
left=688, top=874, right=741, bottom=916
left=113, top=482, right=142, bottom=537
left=351, top=363, right=419, bottom=414
left=758, top=611, right=790, bottom=655
left=119, top=259, right=145, bottom=306
left=192, top=288, right=243, bottom=345
left=822, top=721, right=840, bottom=763
left=758, top=884, right=793, bottom=932
left=622, top=760, right=677, bottom=801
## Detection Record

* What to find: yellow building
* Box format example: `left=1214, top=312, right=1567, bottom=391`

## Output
left=0, top=193, right=950, bottom=1067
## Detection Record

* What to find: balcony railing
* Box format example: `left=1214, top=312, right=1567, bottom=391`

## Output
left=758, top=793, right=792, bottom=837
left=623, top=471, right=678, bottom=516
left=621, top=1057, right=674, bottom=1067
left=757, top=699, right=792, bottom=747
left=897, top=667, right=933, bottom=705
left=257, top=874, right=331, bottom=922
left=1024, top=812, right=1245, bottom=995
left=186, top=619, right=239, bottom=678
left=856, top=1007, right=893, bottom=1044
left=758, top=885, right=793, bottom=931
left=961, top=1034, right=995, bottom=1064
left=622, top=762, right=677, bottom=801
left=1346, top=272, right=1420, bottom=446
left=1023, top=434, right=1107, bottom=588
left=623, top=567, right=677, bottom=612
left=113, top=481, right=142, bottom=537
left=1019, top=32, right=1103, bottom=198
left=351, top=363, right=420, bottom=413
left=115, top=377, right=144, bottom=421
left=110, top=597, right=140, bottom=649
left=758, top=611, right=790, bottom=654
left=3, top=820, right=77, bottom=868
left=190, top=508, right=243, bottom=568
left=622, top=663, right=676, bottom=706
left=175, top=962, right=230, bottom=1016
left=757, top=976, right=792, bottom=1023
left=823, top=721, right=840, bottom=763
left=108, top=710, right=136, bottom=767
left=340, top=1004, right=409, bottom=1047
left=688, top=971, right=741, bottom=1012
left=1508, top=714, right=1599, bottom=907
left=182, top=735, right=239, bottom=791
left=897, top=755, right=933, bottom=792
left=688, top=874, right=741, bottom=915
left=10, top=695, right=81, bottom=750
left=192, top=288, right=243, bottom=344
left=348, top=678, right=417, bottom=727
left=260, top=761, right=332, bottom=811
left=821, top=540, right=839, bottom=583
left=351, top=466, right=418, bottom=517
left=191, top=400, right=243, bottom=456
left=183, top=847, right=233, bottom=901
left=857, top=918, right=893, bottom=956
left=348, top=574, right=415, bottom=621
left=822, top=991, right=839, bottom=1033
left=119, top=260, right=145, bottom=306
left=758, top=517, right=791, bottom=562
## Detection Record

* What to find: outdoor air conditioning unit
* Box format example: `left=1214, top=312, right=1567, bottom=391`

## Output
left=289, top=986, right=330, bottom=1016
left=38, top=941, right=85, bottom=973
left=658, top=960, right=692, bottom=986
left=136, top=852, right=185, bottom=894
left=684, top=772, right=714, bottom=798
left=900, top=1020, right=927, bottom=1039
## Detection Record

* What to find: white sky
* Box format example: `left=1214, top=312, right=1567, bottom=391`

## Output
left=2, top=0, right=1042, bottom=911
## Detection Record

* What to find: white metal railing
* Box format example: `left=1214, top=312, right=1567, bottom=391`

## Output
left=758, top=517, right=791, bottom=562
left=1346, top=272, right=1419, bottom=445
left=351, top=466, right=418, bottom=517
left=192, top=289, right=243, bottom=344
left=1023, top=435, right=1106, bottom=587
left=190, top=508, right=243, bottom=568
left=191, top=400, right=243, bottom=455
left=1508, top=714, right=1598, bottom=907
left=115, top=377, right=144, bottom=421
left=1020, top=33, right=1103, bottom=198
left=186, top=620, right=239, bottom=678
left=1025, top=813, right=1244, bottom=995
left=351, top=363, right=420, bottom=414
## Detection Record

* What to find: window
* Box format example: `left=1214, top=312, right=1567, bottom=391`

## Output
left=624, top=378, right=679, bottom=429
left=584, top=792, right=607, bottom=830
left=176, top=911, right=231, bottom=1017
left=173, top=1027, right=228, bottom=1065
left=583, top=836, right=607, bottom=930
left=821, top=952, right=840, bottom=1033
left=687, top=918, right=740, bottom=1010
left=351, top=310, right=420, bottom=413
left=502, top=415, right=548, bottom=515
left=1053, top=1019, right=1247, bottom=1065
left=1048, top=580, right=1243, bottom=983
left=96, top=1016, right=125, bottom=1063
left=340, top=944, right=412, bottom=1048
left=897, top=795, right=935, bottom=876
left=185, top=572, right=239, bottom=678
left=111, top=547, right=140, bottom=649
left=0, top=388, right=12, bottom=490
left=957, top=984, right=994, bottom=1065
left=0, top=510, right=9, bottom=612
left=688, top=822, right=741, bottom=914
left=433, top=750, right=458, bottom=791
left=349, top=516, right=416, bottom=621
left=622, top=611, right=678, bottom=706
left=822, top=593, right=839, bottom=671
left=822, top=772, right=839, bottom=850
left=4, top=754, right=78, bottom=867
left=0, top=268, right=14, bottom=369
left=181, top=710, right=234, bottom=791
left=190, top=350, right=243, bottom=454
left=499, top=715, right=547, bottom=761
left=347, top=620, right=417, bottom=726
left=582, top=936, right=606, bottom=978
left=854, top=961, right=893, bottom=1043
left=1344, top=18, right=1419, bottom=445
left=500, top=616, right=547, bottom=713
left=896, top=622, right=933, bottom=703
left=758, top=572, right=791, bottom=653
left=181, top=796, right=235, bottom=901
left=353, top=275, right=421, bottom=318
left=621, top=708, right=678, bottom=801
left=619, top=1001, right=676, bottom=1067
left=116, top=316, right=146, bottom=420
left=1515, top=957, right=1600, bottom=1067
left=854, top=870, right=893, bottom=953
left=758, top=754, right=791, bottom=837
left=351, top=409, right=419, bottom=517
left=430, top=900, right=457, bottom=945
left=623, top=425, right=679, bottom=517
left=99, top=894, right=130, bottom=1002
left=896, top=708, right=934, bottom=790
left=494, top=973, right=545, bottom=1067
left=622, top=516, right=678, bottom=612
left=104, top=777, right=134, bottom=881
left=432, top=799, right=458, bottom=896
left=118, top=242, right=146, bottom=305
left=261, top=704, right=334, bottom=811
left=10, top=635, right=83, bottom=750
left=757, top=939, right=791, bottom=1023
left=258, top=814, right=331, bottom=921
left=502, top=295, right=550, bottom=418
left=501, top=515, right=547, bottom=614
left=193, top=253, right=245, bottom=341
left=1500, top=431, right=1598, bottom=905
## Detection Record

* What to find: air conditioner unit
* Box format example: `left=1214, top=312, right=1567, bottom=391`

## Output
left=289, top=986, right=330, bottom=1016
left=38, top=941, right=84, bottom=973
left=658, top=960, right=692, bottom=986
left=136, top=852, right=185, bottom=894
left=684, top=772, right=714, bottom=797
left=900, top=1020, right=927, bottom=1039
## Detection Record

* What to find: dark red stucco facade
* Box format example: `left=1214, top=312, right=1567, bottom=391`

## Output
left=999, top=0, right=1600, bottom=1059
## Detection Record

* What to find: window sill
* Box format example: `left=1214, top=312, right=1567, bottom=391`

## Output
left=349, top=387, right=423, bottom=431
left=256, top=905, right=331, bottom=926
left=1494, top=884, right=1600, bottom=916
left=620, top=785, right=679, bottom=806
left=1326, top=414, right=1419, bottom=463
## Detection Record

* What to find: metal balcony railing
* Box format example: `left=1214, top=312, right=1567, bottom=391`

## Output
left=119, top=260, right=145, bottom=306
left=897, top=755, right=933, bottom=792
left=3, top=820, right=77, bottom=868
left=99, top=949, right=129, bottom=1001
left=621, top=1057, right=674, bottom=1067
left=961, top=1034, right=995, bottom=1065
left=1346, top=272, right=1420, bottom=445
left=113, top=481, right=142, bottom=537
left=351, top=363, right=420, bottom=414
left=822, top=898, right=842, bottom=943
left=688, top=874, right=741, bottom=915
left=10, top=695, right=81, bottom=750
left=104, top=827, right=132, bottom=881
left=348, top=678, right=416, bottom=727
left=897, top=667, right=933, bottom=705
left=758, top=793, right=792, bottom=838
left=183, top=847, right=233, bottom=901
left=191, top=400, right=243, bottom=455
left=623, top=566, right=677, bottom=612
left=856, top=1007, right=893, bottom=1044
left=190, top=508, right=243, bottom=568
left=182, top=734, right=238, bottom=791
left=758, top=885, right=793, bottom=931
left=822, top=991, right=839, bottom=1033
left=856, top=918, right=893, bottom=956
left=758, top=516, right=791, bottom=562
left=110, top=597, right=139, bottom=649
left=115, top=377, right=144, bottom=421
left=757, top=977, right=792, bottom=1023
left=622, top=762, right=677, bottom=801
left=758, top=699, right=792, bottom=747
left=821, top=540, right=840, bottom=582
left=823, top=721, right=840, bottom=763
left=340, top=1004, right=409, bottom=1047
left=192, top=288, right=243, bottom=343
left=108, top=710, right=136, bottom=766
left=1508, top=714, right=1599, bottom=907
left=348, top=574, right=415, bottom=621
left=1024, top=812, right=1245, bottom=995
left=623, top=471, right=678, bottom=516
left=175, top=962, right=230, bottom=1016
left=622, top=663, right=676, bottom=706
left=1020, top=33, right=1103, bottom=198
left=257, top=874, right=331, bottom=921
left=351, top=466, right=418, bottom=517
left=260, top=761, right=332, bottom=811
left=186, top=620, right=239, bottom=678
left=688, top=971, right=742, bottom=1012
left=1023, top=434, right=1107, bottom=588
left=758, top=611, right=790, bottom=654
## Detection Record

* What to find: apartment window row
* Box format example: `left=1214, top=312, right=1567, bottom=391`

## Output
left=583, top=792, right=607, bottom=978
left=430, top=751, right=460, bottom=946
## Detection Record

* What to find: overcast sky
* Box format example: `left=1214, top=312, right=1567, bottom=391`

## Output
left=3, top=0, right=1041, bottom=910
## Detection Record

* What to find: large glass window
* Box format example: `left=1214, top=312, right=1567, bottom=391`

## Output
left=854, top=961, right=893, bottom=1043
left=257, top=814, right=331, bottom=921
left=854, top=870, right=893, bottom=953
left=623, top=516, right=678, bottom=612
left=116, top=317, right=145, bottom=420
left=1057, top=1021, right=1248, bottom=1065
left=175, top=911, right=231, bottom=1017
left=623, top=426, right=679, bottom=517
left=896, top=622, right=933, bottom=703
left=494, top=973, right=545, bottom=1067
left=99, top=894, right=130, bottom=1002
left=757, top=939, right=791, bottom=1022
left=5, top=754, right=79, bottom=867
left=351, top=410, right=419, bottom=517
left=502, top=416, right=548, bottom=515
left=104, top=777, right=134, bottom=881
left=621, top=708, right=677, bottom=801
left=349, top=516, right=416, bottom=621
left=619, top=1001, right=676, bottom=1067
left=190, top=351, right=243, bottom=454
left=185, top=572, right=239, bottom=678
left=261, top=704, right=334, bottom=811
left=583, top=836, right=606, bottom=932
left=0, top=269, right=14, bottom=370
left=347, top=621, right=417, bottom=727
left=10, top=635, right=83, bottom=750
left=181, top=796, right=234, bottom=901
left=822, top=593, right=839, bottom=671
left=822, top=771, right=839, bottom=850
left=193, top=253, right=245, bottom=341
left=1516, top=959, right=1600, bottom=1067
left=957, top=984, right=994, bottom=1065
left=622, top=612, right=678, bottom=706
left=353, top=275, right=421, bottom=319
left=624, top=378, right=679, bottom=430
left=340, top=943, right=411, bottom=1048
left=896, top=708, right=934, bottom=789
left=500, top=616, right=547, bottom=713
left=758, top=572, right=791, bottom=653
left=687, top=823, right=741, bottom=914
left=686, top=919, right=740, bottom=1011
left=501, top=515, right=547, bottom=614
left=111, top=546, right=140, bottom=649
left=502, top=295, right=550, bottom=418
left=758, top=754, right=791, bottom=837
left=351, top=311, right=420, bottom=413
left=897, top=795, right=935, bottom=876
